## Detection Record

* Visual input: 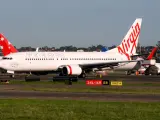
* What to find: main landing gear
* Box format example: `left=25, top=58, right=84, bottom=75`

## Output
left=78, top=72, right=86, bottom=78
left=145, top=65, right=158, bottom=75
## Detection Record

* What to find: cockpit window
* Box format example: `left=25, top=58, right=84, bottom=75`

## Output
left=2, top=57, right=13, bottom=60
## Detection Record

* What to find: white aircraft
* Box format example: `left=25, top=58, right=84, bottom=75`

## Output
left=0, top=18, right=142, bottom=78
left=96, top=46, right=158, bottom=75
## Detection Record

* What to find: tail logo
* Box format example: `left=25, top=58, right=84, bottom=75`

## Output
left=0, top=34, right=18, bottom=56
left=117, top=22, right=140, bottom=60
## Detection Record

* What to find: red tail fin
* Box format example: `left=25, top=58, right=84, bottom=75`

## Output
left=146, top=47, right=158, bottom=60
left=0, top=33, right=18, bottom=56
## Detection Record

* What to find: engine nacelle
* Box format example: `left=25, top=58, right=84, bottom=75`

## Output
left=62, top=65, right=82, bottom=76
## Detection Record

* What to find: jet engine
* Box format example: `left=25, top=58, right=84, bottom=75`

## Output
left=62, top=65, right=82, bottom=76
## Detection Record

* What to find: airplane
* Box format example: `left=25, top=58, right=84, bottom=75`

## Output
left=123, top=46, right=159, bottom=75
left=138, top=46, right=160, bottom=75
left=0, top=34, right=143, bottom=76
left=96, top=46, right=158, bottom=74
left=0, top=18, right=142, bottom=78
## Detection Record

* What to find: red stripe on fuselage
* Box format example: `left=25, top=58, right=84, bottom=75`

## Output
left=67, top=65, right=72, bottom=75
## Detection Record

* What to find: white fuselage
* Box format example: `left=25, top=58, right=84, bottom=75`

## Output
left=155, top=63, right=160, bottom=73
left=0, top=52, right=130, bottom=72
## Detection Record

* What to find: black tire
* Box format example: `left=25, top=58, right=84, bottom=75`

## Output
left=145, top=65, right=158, bottom=75
left=127, top=71, right=132, bottom=75
left=78, top=72, right=86, bottom=78
left=59, top=73, right=63, bottom=76
left=145, top=68, right=150, bottom=75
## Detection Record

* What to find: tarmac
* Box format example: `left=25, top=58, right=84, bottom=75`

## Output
left=0, top=91, right=159, bottom=102
left=0, top=75, right=159, bottom=102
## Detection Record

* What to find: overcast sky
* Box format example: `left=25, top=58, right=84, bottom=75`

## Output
left=0, top=0, right=159, bottom=48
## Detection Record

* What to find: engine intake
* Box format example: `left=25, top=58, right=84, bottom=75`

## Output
left=62, top=65, right=82, bottom=76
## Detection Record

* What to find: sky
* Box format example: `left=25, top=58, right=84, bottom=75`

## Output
left=0, top=0, right=159, bottom=48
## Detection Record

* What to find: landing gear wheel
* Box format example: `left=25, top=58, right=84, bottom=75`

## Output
left=59, top=72, right=66, bottom=76
left=145, top=65, right=158, bottom=75
left=126, top=71, right=132, bottom=75
left=10, top=74, right=14, bottom=78
left=78, top=72, right=86, bottom=78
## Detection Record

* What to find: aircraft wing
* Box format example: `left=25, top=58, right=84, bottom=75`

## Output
left=79, top=60, right=143, bottom=69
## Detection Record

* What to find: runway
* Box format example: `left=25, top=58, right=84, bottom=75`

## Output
left=0, top=91, right=159, bottom=102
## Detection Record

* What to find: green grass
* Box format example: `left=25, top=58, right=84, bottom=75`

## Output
left=0, top=99, right=159, bottom=120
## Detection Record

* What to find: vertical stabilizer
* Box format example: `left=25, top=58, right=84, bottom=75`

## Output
left=0, top=33, right=18, bottom=56
left=109, top=18, right=142, bottom=60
